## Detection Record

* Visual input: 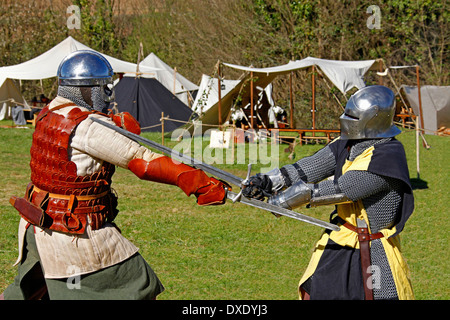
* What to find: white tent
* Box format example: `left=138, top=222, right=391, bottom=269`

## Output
left=223, top=56, right=381, bottom=94
left=0, top=36, right=160, bottom=121
left=186, top=74, right=247, bottom=133
left=0, top=36, right=159, bottom=81
left=192, top=74, right=241, bottom=115
left=137, top=53, right=198, bottom=106
left=189, top=74, right=279, bottom=133
left=222, top=57, right=383, bottom=129
left=120, top=52, right=199, bottom=106
left=0, top=76, right=28, bottom=120
left=401, top=85, right=450, bottom=135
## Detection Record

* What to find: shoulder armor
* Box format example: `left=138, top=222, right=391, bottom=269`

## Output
left=111, top=112, right=141, bottom=135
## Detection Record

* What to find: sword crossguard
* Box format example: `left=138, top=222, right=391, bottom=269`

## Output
left=231, top=164, right=252, bottom=203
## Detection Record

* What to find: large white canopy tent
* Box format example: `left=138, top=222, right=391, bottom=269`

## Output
left=0, top=36, right=160, bottom=119
left=0, top=36, right=159, bottom=80
left=184, top=57, right=382, bottom=133
left=224, top=57, right=380, bottom=94
left=223, top=57, right=383, bottom=129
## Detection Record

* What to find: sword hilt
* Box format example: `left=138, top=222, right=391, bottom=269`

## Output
left=231, top=164, right=252, bottom=203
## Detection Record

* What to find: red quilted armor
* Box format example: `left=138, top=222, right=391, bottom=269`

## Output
left=25, top=104, right=118, bottom=234
left=30, top=104, right=114, bottom=196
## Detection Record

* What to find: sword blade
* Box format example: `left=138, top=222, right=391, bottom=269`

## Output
left=91, top=117, right=339, bottom=231
left=227, top=191, right=339, bottom=231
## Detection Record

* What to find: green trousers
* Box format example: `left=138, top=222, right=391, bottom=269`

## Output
left=3, top=226, right=164, bottom=300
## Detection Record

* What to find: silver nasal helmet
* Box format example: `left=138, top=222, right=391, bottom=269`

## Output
left=339, top=85, right=401, bottom=140
left=57, top=50, right=115, bottom=103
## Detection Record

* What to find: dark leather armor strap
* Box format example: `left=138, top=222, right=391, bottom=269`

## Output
left=339, top=218, right=385, bottom=300
left=357, top=222, right=374, bottom=300
left=14, top=184, right=117, bottom=235
left=341, top=221, right=384, bottom=241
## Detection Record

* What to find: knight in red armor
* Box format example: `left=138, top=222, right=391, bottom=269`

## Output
left=1, top=50, right=227, bottom=300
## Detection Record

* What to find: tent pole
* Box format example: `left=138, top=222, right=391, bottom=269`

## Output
left=378, top=59, right=383, bottom=85
left=250, top=71, right=254, bottom=129
left=415, top=65, right=425, bottom=133
left=231, top=122, right=236, bottom=163
left=173, top=67, right=177, bottom=95
left=415, top=115, right=420, bottom=179
left=161, top=112, right=165, bottom=146
left=136, top=42, right=143, bottom=75
left=312, top=65, right=316, bottom=131
left=416, top=65, right=430, bottom=149
left=218, top=62, right=222, bottom=129
left=289, top=72, right=293, bottom=128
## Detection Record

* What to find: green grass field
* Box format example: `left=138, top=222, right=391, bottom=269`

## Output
left=0, top=122, right=448, bottom=300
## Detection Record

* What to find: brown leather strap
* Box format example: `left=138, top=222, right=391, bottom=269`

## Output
left=341, top=220, right=385, bottom=300
left=35, top=102, right=76, bottom=122
left=14, top=184, right=115, bottom=234
left=342, top=222, right=384, bottom=241
left=356, top=222, right=374, bottom=300
left=32, top=185, right=109, bottom=201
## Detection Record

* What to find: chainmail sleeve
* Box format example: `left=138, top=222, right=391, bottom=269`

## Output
left=338, top=171, right=392, bottom=202
left=280, top=145, right=336, bottom=187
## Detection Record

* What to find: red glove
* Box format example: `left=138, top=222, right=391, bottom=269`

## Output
left=128, top=157, right=228, bottom=205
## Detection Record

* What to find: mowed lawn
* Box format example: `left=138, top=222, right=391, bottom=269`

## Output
left=0, top=122, right=448, bottom=300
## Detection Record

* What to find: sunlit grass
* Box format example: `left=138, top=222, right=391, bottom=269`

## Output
left=0, top=122, right=448, bottom=299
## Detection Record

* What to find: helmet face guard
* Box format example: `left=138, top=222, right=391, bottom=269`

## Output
left=339, top=85, right=401, bottom=140
left=101, top=83, right=115, bottom=102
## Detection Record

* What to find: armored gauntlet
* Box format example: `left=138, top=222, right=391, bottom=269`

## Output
left=242, top=168, right=286, bottom=200
left=268, top=180, right=312, bottom=209
left=268, top=179, right=352, bottom=209
left=128, top=157, right=227, bottom=205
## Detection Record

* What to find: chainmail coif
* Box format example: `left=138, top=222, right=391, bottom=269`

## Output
left=58, top=85, right=109, bottom=113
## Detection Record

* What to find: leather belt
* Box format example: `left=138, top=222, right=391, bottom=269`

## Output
left=32, top=185, right=109, bottom=201
left=341, top=221, right=384, bottom=242
left=11, top=183, right=116, bottom=235
left=339, top=217, right=385, bottom=300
